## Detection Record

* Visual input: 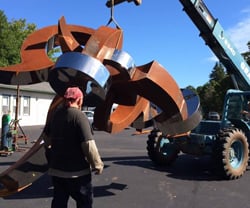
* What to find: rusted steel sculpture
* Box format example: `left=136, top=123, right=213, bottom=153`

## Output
left=0, top=9, right=201, bottom=195
left=0, top=16, right=201, bottom=135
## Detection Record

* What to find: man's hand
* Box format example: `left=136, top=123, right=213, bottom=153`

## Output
left=93, top=167, right=103, bottom=175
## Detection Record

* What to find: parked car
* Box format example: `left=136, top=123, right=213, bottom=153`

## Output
left=82, top=110, right=95, bottom=129
left=208, top=111, right=220, bottom=120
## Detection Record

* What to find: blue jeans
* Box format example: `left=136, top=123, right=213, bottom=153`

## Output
left=51, top=174, right=93, bottom=208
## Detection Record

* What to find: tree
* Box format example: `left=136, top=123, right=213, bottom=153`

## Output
left=195, top=42, right=250, bottom=118
left=0, top=10, right=36, bottom=67
left=241, top=41, right=250, bottom=65
left=0, top=10, right=61, bottom=67
left=209, top=62, right=226, bottom=82
left=196, top=62, right=233, bottom=118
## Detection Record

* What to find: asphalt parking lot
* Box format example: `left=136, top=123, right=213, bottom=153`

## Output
left=1, top=126, right=250, bottom=208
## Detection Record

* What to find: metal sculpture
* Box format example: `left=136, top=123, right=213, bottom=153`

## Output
left=0, top=15, right=201, bottom=135
left=0, top=1, right=201, bottom=196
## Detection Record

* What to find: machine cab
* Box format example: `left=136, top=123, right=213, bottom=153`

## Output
left=221, top=89, right=250, bottom=132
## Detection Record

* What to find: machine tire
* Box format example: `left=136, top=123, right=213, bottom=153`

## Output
left=147, top=129, right=179, bottom=166
left=213, top=128, right=249, bottom=180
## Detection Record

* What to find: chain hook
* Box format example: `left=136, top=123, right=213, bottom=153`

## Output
left=106, top=0, right=121, bottom=29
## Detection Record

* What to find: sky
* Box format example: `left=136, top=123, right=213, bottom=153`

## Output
left=1, top=0, right=250, bottom=88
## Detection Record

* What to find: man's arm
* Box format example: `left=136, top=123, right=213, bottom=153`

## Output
left=81, top=140, right=104, bottom=174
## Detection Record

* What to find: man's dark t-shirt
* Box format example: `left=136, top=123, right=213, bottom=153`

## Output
left=47, top=106, right=93, bottom=174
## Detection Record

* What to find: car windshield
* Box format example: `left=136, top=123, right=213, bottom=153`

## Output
left=84, top=111, right=93, bottom=117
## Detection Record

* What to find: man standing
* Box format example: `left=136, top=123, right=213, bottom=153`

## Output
left=45, top=87, right=104, bottom=208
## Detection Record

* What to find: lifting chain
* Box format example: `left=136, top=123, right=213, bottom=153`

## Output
left=106, top=0, right=121, bottom=29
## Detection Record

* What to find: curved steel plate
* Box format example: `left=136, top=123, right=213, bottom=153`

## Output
left=94, top=61, right=188, bottom=133
left=49, top=52, right=110, bottom=96
left=155, top=88, right=202, bottom=136
left=0, top=69, right=49, bottom=85
left=110, top=49, right=135, bottom=73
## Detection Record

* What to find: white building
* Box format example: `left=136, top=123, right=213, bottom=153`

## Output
left=0, top=82, right=55, bottom=127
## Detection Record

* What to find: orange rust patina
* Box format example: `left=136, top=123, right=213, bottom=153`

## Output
left=0, top=15, right=202, bottom=196
left=0, top=16, right=199, bottom=136
left=95, top=60, right=188, bottom=134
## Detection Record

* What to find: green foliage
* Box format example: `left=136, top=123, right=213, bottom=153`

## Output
left=209, top=62, right=227, bottom=82
left=185, top=85, right=197, bottom=93
left=0, top=10, right=36, bottom=66
left=241, top=42, right=250, bottom=65
left=47, top=46, right=61, bottom=62
left=195, top=62, right=234, bottom=117
left=0, top=10, right=60, bottom=67
left=194, top=47, right=249, bottom=118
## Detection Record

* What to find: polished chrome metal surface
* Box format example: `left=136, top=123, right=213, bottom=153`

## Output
left=111, top=50, right=135, bottom=70
left=49, top=52, right=110, bottom=97
left=155, top=88, right=202, bottom=135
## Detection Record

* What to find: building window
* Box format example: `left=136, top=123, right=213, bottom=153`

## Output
left=2, top=95, right=10, bottom=114
left=23, top=96, right=30, bottom=115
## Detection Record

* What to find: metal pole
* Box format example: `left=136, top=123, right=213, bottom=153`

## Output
left=13, top=84, right=20, bottom=146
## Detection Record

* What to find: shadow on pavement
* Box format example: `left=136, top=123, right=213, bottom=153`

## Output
left=3, top=172, right=127, bottom=200
left=3, top=154, right=249, bottom=200
left=3, top=174, right=53, bottom=200
left=108, top=154, right=225, bottom=181
left=94, top=182, right=127, bottom=197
